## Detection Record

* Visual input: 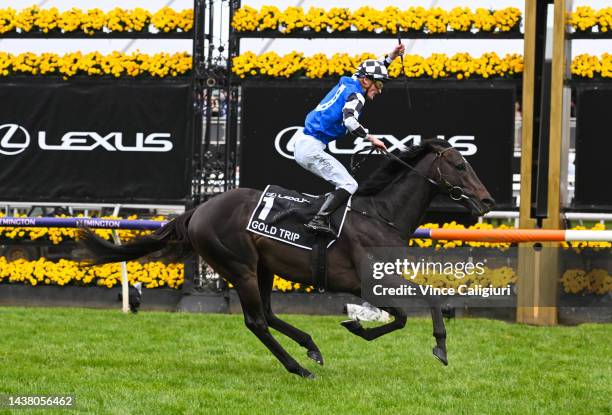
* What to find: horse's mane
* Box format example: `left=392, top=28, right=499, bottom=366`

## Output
left=356, top=138, right=452, bottom=196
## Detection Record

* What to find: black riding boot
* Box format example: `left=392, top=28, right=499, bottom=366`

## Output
left=305, top=188, right=351, bottom=236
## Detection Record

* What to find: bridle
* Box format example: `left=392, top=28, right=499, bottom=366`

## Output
left=350, top=146, right=469, bottom=202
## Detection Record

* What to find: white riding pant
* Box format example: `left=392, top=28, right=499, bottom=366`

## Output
left=293, top=131, right=358, bottom=195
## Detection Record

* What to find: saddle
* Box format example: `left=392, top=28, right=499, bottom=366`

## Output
left=246, top=185, right=351, bottom=292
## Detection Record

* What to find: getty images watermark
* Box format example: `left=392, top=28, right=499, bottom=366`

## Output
left=359, top=248, right=514, bottom=307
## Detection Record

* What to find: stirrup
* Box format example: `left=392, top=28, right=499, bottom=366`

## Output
left=305, top=216, right=335, bottom=236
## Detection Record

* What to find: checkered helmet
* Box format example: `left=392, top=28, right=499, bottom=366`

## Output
left=354, top=59, right=389, bottom=81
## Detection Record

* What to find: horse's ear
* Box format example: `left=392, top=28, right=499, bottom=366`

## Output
left=422, top=138, right=439, bottom=152
left=423, top=137, right=451, bottom=153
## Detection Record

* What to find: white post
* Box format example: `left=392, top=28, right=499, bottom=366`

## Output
left=112, top=205, right=130, bottom=314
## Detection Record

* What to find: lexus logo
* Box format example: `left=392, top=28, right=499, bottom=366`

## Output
left=0, top=124, right=174, bottom=154
left=274, top=126, right=478, bottom=159
left=0, top=124, right=30, bottom=155
left=274, top=126, right=301, bottom=159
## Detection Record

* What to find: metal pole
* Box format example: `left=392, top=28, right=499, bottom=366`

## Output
left=204, top=0, right=215, bottom=156
left=111, top=205, right=129, bottom=314
left=192, top=0, right=206, bottom=205
left=224, top=0, right=240, bottom=191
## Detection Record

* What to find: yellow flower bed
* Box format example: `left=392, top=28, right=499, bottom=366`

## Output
left=0, top=6, right=193, bottom=34
left=233, top=51, right=610, bottom=81
left=224, top=276, right=313, bottom=292
left=571, top=54, right=612, bottom=79
left=0, top=213, right=164, bottom=245
left=270, top=265, right=612, bottom=294
left=409, top=221, right=513, bottom=250
left=273, top=275, right=313, bottom=293
left=560, top=269, right=612, bottom=295
left=568, top=6, right=612, bottom=32
left=0, top=257, right=184, bottom=289
left=0, top=51, right=191, bottom=79
left=409, top=266, right=517, bottom=290
left=232, top=51, right=524, bottom=79
left=231, top=6, right=521, bottom=34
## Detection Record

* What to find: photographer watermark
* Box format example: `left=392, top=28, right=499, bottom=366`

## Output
left=359, top=247, right=517, bottom=307
left=372, top=258, right=487, bottom=280
left=358, top=246, right=610, bottom=309
left=370, top=258, right=511, bottom=298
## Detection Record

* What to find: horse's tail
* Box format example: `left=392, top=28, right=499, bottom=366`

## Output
left=78, top=208, right=197, bottom=265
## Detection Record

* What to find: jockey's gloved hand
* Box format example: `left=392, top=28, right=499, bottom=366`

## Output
left=367, top=134, right=387, bottom=151
left=389, top=43, right=405, bottom=60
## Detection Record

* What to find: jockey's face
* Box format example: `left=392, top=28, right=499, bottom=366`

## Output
left=359, top=77, right=382, bottom=100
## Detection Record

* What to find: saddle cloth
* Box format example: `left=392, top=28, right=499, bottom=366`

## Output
left=246, top=185, right=350, bottom=250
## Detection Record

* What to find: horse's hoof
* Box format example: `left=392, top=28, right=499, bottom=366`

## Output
left=298, top=369, right=315, bottom=379
left=341, top=319, right=362, bottom=334
left=432, top=346, right=448, bottom=366
left=307, top=349, right=324, bottom=366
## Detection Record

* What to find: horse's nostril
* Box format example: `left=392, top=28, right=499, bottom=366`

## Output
left=482, top=198, right=495, bottom=209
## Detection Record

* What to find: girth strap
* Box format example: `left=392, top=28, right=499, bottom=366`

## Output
left=311, top=235, right=331, bottom=293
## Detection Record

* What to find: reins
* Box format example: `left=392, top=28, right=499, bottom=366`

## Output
left=350, top=145, right=468, bottom=202
left=379, top=147, right=438, bottom=187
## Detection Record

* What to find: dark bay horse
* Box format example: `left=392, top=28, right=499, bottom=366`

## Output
left=80, top=138, right=494, bottom=378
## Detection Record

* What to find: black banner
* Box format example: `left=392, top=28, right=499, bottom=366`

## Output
left=0, top=79, right=192, bottom=204
left=574, top=86, right=612, bottom=210
left=241, top=81, right=515, bottom=209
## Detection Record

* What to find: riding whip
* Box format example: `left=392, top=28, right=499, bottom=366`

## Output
left=396, top=23, right=412, bottom=110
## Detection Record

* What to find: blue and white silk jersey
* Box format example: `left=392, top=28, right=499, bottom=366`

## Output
left=303, top=76, right=368, bottom=144
left=303, top=56, right=393, bottom=145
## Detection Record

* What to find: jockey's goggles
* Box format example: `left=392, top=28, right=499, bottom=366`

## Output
left=366, top=77, right=384, bottom=91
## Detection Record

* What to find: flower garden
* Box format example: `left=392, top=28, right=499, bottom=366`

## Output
left=0, top=51, right=192, bottom=78
left=231, top=6, right=523, bottom=34
left=0, top=5, right=608, bottom=36
left=0, top=5, right=608, bottom=80
left=0, top=50, right=608, bottom=80
left=568, top=6, right=612, bottom=33
left=0, top=6, right=193, bottom=34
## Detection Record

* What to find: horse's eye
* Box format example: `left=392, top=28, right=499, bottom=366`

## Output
left=456, top=163, right=466, bottom=171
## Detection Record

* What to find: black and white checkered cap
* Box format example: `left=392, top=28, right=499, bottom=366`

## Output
left=354, top=59, right=389, bottom=81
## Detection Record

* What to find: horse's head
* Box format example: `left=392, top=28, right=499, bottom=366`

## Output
left=356, top=138, right=495, bottom=216
left=424, top=139, right=495, bottom=216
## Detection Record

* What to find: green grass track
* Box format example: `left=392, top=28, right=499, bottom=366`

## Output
left=0, top=307, right=610, bottom=414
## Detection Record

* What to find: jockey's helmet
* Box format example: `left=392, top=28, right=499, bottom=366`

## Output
left=354, top=59, right=390, bottom=82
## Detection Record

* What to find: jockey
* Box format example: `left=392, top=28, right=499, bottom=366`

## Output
left=294, top=43, right=405, bottom=235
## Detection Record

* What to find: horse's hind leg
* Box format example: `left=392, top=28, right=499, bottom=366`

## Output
left=341, top=304, right=407, bottom=341
left=257, top=264, right=324, bottom=365
left=339, top=278, right=407, bottom=341
left=430, top=303, right=448, bottom=366
left=234, top=275, right=315, bottom=378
